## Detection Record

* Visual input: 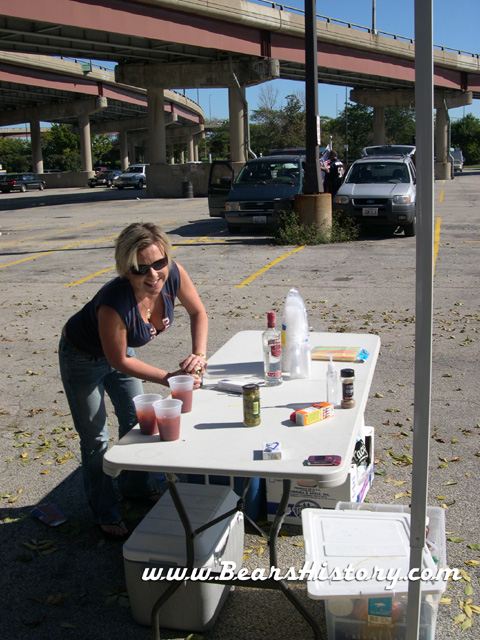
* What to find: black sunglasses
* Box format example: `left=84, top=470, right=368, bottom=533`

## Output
left=130, top=257, right=168, bottom=276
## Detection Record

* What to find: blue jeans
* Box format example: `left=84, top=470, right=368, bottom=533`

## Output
left=58, top=335, right=152, bottom=524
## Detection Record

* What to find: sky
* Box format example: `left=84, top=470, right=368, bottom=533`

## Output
left=181, top=0, right=480, bottom=124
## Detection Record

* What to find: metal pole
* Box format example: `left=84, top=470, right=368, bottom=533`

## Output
left=303, top=0, right=322, bottom=193
left=372, top=0, right=376, bottom=34
left=344, top=86, right=348, bottom=167
left=406, top=1, right=434, bottom=638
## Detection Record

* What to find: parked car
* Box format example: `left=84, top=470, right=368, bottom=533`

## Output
left=222, top=155, right=306, bottom=232
left=451, top=148, right=464, bottom=173
left=361, top=145, right=416, bottom=159
left=0, top=173, right=46, bottom=193
left=114, top=164, right=148, bottom=189
left=207, top=161, right=235, bottom=217
left=333, top=155, right=417, bottom=237
left=87, top=169, right=122, bottom=188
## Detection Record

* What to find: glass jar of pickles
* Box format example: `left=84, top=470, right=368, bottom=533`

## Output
left=242, top=383, right=261, bottom=426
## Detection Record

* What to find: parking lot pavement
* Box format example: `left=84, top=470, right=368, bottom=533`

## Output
left=0, top=175, right=479, bottom=639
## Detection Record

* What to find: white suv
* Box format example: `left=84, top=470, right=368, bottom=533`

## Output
left=114, top=164, right=148, bottom=189
left=333, top=155, right=417, bottom=237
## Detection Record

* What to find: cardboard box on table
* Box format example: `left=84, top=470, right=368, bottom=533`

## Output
left=266, top=426, right=374, bottom=524
left=123, top=483, right=244, bottom=632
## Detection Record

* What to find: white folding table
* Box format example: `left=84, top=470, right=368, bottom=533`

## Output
left=103, top=330, right=380, bottom=639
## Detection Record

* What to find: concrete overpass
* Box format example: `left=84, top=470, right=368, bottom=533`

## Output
left=1, top=0, right=478, bottom=190
left=0, top=51, right=205, bottom=182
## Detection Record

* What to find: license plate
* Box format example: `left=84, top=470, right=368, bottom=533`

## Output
left=362, top=207, right=378, bottom=216
left=253, top=215, right=267, bottom=224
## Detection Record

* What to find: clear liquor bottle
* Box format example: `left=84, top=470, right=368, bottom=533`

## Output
left=263, top=311, right=283, bottom=386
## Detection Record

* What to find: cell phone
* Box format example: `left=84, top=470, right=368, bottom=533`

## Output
left=306, top=455, right=342, bottom=466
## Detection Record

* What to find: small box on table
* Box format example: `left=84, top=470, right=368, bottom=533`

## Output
left=123, top=483, right=244, bottom=632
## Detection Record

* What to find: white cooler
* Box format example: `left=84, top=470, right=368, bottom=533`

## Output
left=123, top=483, right=244, bottom=632
left=302, top=505, right=447, bottom=640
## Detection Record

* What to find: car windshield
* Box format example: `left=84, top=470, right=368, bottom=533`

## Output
left=125, top=166, right=143, bottom=173
left=345, top=162, right=410, bottom=184
left=237, top=160, right=301, bottom=185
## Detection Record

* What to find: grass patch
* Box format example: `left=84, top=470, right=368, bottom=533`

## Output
left=271, top=207, right=359, bottom=245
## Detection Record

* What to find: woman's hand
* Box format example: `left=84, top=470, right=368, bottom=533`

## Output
left=179, top=353, right=207, bottom=377
left=168, top=368, right=203, bottom=390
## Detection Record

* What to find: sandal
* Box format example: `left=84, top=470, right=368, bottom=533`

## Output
left=97, top=520, right=129, bottom=540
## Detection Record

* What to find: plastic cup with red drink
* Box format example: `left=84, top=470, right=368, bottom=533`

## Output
left=153, top=398, right=183, bottom=441
left=132, top=393, right=163, bottom=435
left=168, top=375, right=194, bottom=413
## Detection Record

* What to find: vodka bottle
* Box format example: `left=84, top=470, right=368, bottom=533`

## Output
left=263, top=311, right=283, bottom=386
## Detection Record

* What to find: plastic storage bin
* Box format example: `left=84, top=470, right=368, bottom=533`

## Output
left=124, top=483, right=244, bottom=632
left=302, top=504, right=447, bottom=640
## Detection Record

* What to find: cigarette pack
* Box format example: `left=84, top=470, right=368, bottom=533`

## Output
left=30, top=503, right=67, bottom=527
left=262, top=442, right=282, bottom=460
left=290, top=402, right=334, bottom=426
left=216, top=378, right=263, bottom=394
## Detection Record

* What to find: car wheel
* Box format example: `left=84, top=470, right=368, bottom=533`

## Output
left=117, top=185, right=124, bottom=190
left=136, top=180, right=144, bottom=189
left=20, top=184, right=27, bottom=192
left=39, top=183, right=44, bottom=190
left=404, top=218, right=416, bottom=237
left=89, top=184, right=95, bottom=188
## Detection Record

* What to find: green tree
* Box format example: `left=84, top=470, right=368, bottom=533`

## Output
left=92, top=134, right=115, bottom=167
left=43, top=123, right=81, bottom=171
left=385, top=107, right=415, bottom=145
left=206, top=121, right=230, bottom=159
left=250, top=85, right=282, bottom=155
left=328, top=103, right=373, bottom=162
left=280, top=94, right=305, bottom=148
left=0, top=137, right=31, bottom=172
left=451, top=113, right=480, bottom=164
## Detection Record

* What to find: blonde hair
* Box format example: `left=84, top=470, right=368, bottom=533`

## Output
left=115, top=222, right=172, bottom=277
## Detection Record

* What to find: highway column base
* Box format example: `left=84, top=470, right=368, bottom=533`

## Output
left=294, top=193, right=332, bottom=240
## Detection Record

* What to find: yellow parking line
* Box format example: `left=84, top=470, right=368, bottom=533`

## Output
left=434, top=217, right=441, bottom=272
left=63, top=226, right=220, bottom=287
left=64, top=266, right=116, bottom=287
left=236, top=246, right=306, bottom=288
left=0, top=221, right=104, bottom=246
left=0, top=234, right=118, bottom=269
left=439, top=189, right=444, bottom=203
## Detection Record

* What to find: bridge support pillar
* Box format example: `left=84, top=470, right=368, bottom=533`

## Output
left=78, top=113, right=93, bottom=173
left=435, top=104, right=451, bottom=180
left=119, top=129, right=128, bottom=171
left=128, top=136, right=136, bottom=164
left=229, top=84, right=247, bottom=163
left=30, top=119, right=44, bottom=174
left=146, top=87, right=167, bottom=165
left=373, top=107, right=386, bottom=145
left=187, top=133, right=194, bottom=162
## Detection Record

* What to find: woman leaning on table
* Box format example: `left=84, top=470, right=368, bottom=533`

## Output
left=58, top=222, right=208, bottom=538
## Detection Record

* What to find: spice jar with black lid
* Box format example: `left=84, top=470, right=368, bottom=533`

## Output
left=340, top=368, right=355, bottom=409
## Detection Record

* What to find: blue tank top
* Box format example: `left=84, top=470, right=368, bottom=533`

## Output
left=65, top=261, right=181, bottom=357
